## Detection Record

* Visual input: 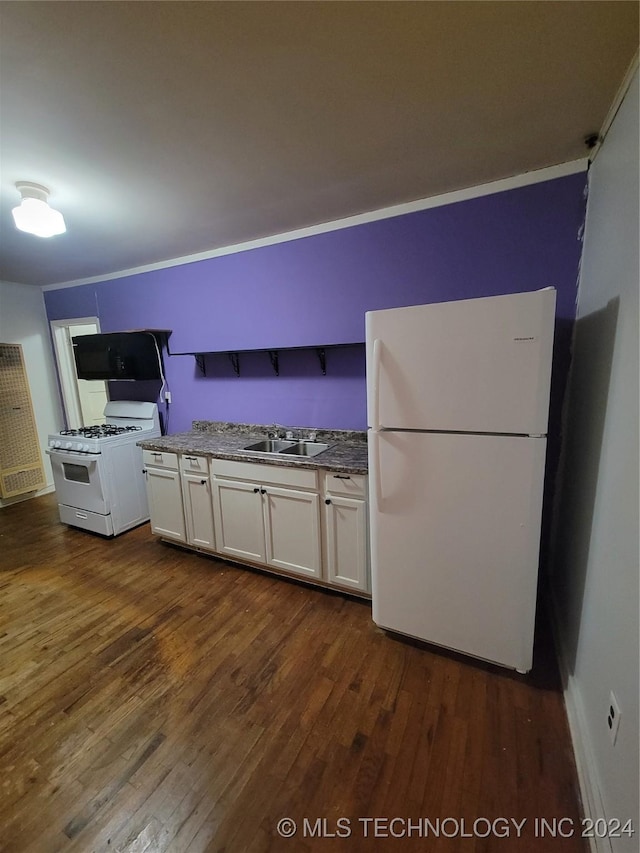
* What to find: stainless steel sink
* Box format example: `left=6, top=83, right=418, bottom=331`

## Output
left=242, top=439, right=330, bottom=458
left=279, top=442, right=330, bottom=458
left=243, top=439, right=296, bottom=453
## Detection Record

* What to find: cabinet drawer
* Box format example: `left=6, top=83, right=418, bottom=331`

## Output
left=180, top=453, right=209, bottom=475
left=324, top=471, right=367, bottom=498
left=211, top=458, right=317, bottom=490
left=143, top=449, right=179, bottom=469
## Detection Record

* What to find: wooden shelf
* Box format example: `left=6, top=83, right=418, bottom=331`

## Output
left=167, top=342, right=364, bottom=377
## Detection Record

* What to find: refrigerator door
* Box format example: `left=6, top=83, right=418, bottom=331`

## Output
left=366, top=289, right=556, bottom=435
left=369, top=430, right=547, bottom=671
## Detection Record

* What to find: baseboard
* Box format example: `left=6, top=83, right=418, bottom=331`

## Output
left=548, top=594, right=613, bottom=853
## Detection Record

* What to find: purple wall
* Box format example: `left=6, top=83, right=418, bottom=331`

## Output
left=45, top=173, right=587, bottom=435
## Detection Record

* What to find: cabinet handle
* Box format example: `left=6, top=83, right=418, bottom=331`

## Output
left=325, top=498, right=331, bottom=505
left=152, top=452, right=162, bottom=457
left=333, top=474, right=351, bottom=479
left=261, top=489, right=267, bottom=495
left=253, top=487, right=260, bottom=493
left=184, top=456, right=197, bottom=461
left=200, top=479, right=207, bottom=485
left=142, top=469, right=147, bottom=475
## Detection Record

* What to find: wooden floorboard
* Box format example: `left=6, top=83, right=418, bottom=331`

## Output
left=0, top=494, right=586, bottom=852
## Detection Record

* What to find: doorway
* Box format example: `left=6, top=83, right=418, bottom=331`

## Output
left=51, top=318, right=109, bottom=429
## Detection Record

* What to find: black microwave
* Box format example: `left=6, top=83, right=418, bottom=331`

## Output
left=72, top=332, right=162, bottom=381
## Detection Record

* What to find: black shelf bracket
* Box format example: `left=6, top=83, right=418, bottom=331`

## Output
left=228, top=352, right=240, bottom=377
left=316, top=347, right=327, bottom=375
left=195, top=354, right=206, bottom=376
left=268, top=350, right=280, bottom=376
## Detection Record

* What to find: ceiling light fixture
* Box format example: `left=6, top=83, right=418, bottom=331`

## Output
left=12, top=181, right=66, bottom=238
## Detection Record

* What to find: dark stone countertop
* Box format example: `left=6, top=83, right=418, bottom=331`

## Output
left=138, top=421, right=369, bottom=475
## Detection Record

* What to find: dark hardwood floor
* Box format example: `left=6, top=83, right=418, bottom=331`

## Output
left=0, top=494, right=586, bottom=852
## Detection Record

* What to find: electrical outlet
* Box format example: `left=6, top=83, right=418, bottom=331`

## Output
left=607, top=691, right=621, bottom=745
left=165, top=391, right=172, bottom=403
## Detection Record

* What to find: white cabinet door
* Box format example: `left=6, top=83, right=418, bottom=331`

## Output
left=263, top=487, right=322, bottom=579
left=182, top=473, right=215, bottom=550
left=324, top=495, right=369, bottom=592
left=145, top=467, right=186, bottom=542
left=212, top=478, right=266, bottom=563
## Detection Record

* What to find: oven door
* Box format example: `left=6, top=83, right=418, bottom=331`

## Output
left=47, top=450, right=110, bottom=515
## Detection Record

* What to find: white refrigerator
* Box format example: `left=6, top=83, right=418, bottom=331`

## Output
left=366, top=288, right=556, bottom=673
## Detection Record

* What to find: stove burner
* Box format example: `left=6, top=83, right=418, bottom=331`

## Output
left=59, top=423, right=143, bottom=438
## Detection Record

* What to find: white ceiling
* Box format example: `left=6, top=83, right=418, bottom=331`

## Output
left=0, top=1, right=637, bottom=287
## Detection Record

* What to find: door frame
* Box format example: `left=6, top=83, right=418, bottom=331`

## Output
left=50, top=317, right=108, bottom=429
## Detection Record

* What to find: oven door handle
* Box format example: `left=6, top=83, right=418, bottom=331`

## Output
left=46, top=449, right=100, bottom=464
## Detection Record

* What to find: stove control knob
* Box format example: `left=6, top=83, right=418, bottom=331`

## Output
left=48, top=440, right=55, bottom=448
left=65, top=441, right=73, bottom=449
left=83, top=444, right=91, bottom=452
left=54, top=440, right=61, bottom=448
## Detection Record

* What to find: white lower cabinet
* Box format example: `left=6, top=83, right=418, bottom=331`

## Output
left=323, top=472, right=370, bottom=593
left=211, top=459, right=322, bottom=581
left=142, top=450, right=186, bottom=542
left=145, top=451, right=369, bottom=595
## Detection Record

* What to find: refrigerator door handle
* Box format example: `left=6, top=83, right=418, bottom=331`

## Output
left=372, top=338, right=382, bottom=430
left=370, top=429, right=383, bottom=512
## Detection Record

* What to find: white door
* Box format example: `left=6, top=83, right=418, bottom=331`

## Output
left=71, top=323, right=108, bottom=425
left=182, top=473, right=215, bottom=549
left=324, top=495, right=369, bottom=592
left=108, top=442, right=150, bottom=534
left=264, top=487, right=322, bottom=579
left=212, top=478, right=266, bottom=563
left=145, top=467, right=186, bottom=542
left=51, top=319, right=108, bottom=428
left=369, top=430, right=547, bottom=672
left=366, top=289, right=556, bottom=435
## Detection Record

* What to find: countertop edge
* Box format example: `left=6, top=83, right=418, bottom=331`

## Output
left=138, top=435, right=368, bottom=476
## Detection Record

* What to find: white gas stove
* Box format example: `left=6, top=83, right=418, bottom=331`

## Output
left=49, top=423, right=147, bottom=454
left=47, top=401, right=161, bottom=536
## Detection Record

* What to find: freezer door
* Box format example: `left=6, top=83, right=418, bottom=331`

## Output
left=366, top=289, right=556, bottom=435
left=368, top=430, right=547, bottom=672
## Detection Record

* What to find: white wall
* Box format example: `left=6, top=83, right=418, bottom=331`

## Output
left=0, top=280, right=64, bottom=505
left=551, top=69, right=639, bottom=851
